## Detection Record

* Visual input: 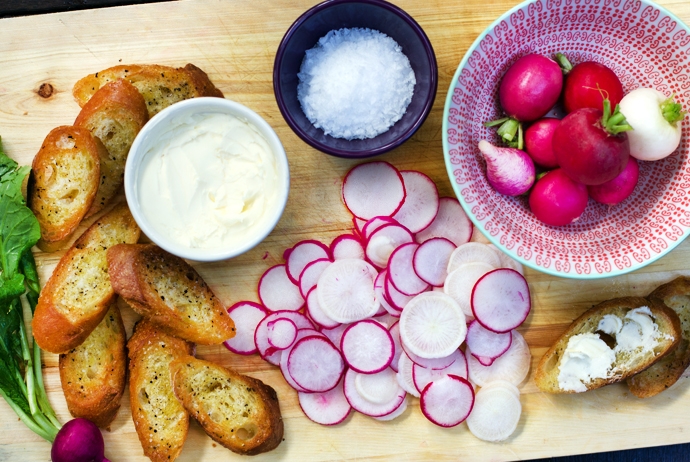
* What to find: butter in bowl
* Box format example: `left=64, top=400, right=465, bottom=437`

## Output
left=124, top=97, right=290, bottom=262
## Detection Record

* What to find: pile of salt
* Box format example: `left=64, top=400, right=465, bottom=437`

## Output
left=297, top=28, right=416, bottom=141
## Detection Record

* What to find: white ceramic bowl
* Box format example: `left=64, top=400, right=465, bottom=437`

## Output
left=125, top=97, right=290, bottom=262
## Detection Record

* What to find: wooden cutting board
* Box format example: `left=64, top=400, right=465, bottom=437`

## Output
left=2, top=0, right=690, bottom=460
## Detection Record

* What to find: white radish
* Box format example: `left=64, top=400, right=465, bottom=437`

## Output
left=396, top=353, right=420, bottom=397
left=387, top=242, right=429, bottom=296
left=288, top=335, right=345, bottom=393
left=298, top=378, right=352, bottom=426
left=317, top=258, right=380, bottom=323
left=306, top=287, right=340, bottom=329
left=255, top=311, right=315, bottom=365
left=478, top=379, right=520, bottom=399
left=354, top=367, right=401, bottom=404
left=471, top=268, right=531, bottom=333
left=266, top=317, right=298, bottom=350
left=466, top=381, right=522, bottom=442
left=399, top=292, right=467, bottom=359
left=286, top=239, right=331, bottom=284
left=223, top=301, right=268, bottom=355
left=343, top=368, right=406, bottom=417
left=331, top=234, right=365, bottom=260
left=467, top=330, right=531, bottom=387
left=415, top=197, right=472, bottom=246
left=365, top=224, right=414, bottom=268
left=340, top=320, right=395, bottom=374
left=392, top=170, right=440, bottom=233
left=443, top=261, right=494, bottom=318
left=465, top=319, right=513, bottom=363
left=299, top=258, right=332, bottom=298
left=342, top=161, right=406, bottom=220
left=420, top=375, right=475, bottom=427
left=258, top=264, right=304, bottom=312
left=446, top=242, right=501, bottom=273
left=412, top=237, right=456, bottom=287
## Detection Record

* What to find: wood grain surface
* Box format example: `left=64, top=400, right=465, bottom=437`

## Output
left=1, top=0, right=690, bottom=460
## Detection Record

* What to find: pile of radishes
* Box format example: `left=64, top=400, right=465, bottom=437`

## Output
left=224, top=162, right=532, bottom=442
left=482, top=52, right=686, bottom=227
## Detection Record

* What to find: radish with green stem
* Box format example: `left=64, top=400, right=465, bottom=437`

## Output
left=477, top=140, right=535, bottom=196
left=619, top=88, right=687, bottom=161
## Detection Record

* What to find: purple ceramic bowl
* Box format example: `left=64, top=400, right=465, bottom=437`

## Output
left=273, top=0, right=437, bottom=158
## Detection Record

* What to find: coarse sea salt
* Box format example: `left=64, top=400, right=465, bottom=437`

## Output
left=297, top=27, right=416, bottom=140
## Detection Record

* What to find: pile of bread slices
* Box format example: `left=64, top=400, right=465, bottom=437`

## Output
left=27, top=64, right=283, bottom=460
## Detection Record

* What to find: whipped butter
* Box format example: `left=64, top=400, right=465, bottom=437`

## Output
left=138, top=111, right=281, bottom=250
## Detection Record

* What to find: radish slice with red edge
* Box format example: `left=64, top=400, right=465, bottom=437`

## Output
left=365, top=223, right=414, bottom=268
left=373, top=395, right=408, bottom=421
left=288, top=335, right=345, bottom=393
left=400, top=343, right=457, bottom=371
left=443, top=261, right=494, bottom=318
left=446, top=242, right=501, bottom=273
left=420, top=374, right=474, bottom=427
left=467, top=330, right=530, bottom=387
left=392, top=170, right=440, bottom=233
left=353, top=217, right=366, bottom=237
left=412, top=349, right=468, bottom=393
left=388, top=321, right=402, bottom=372
left=384, top=272, right=414, bottom=311
left=471, top=268, right=531, bottom=333
left=375, top=271, right=402, bottom=317
left=331, top=234, right=365, bottom=260
left=416, top=197, right=472, bottom=246
left=342, top=161, right=406, bottom=220
left=279, top=328, right=324, bottom=391
left=298, top=378, right=352, bottom=426
left=340, top=320, right=394, bottom=374
left=321, top=323, right=349, bottom=349
left=399, top=292, right=466, bottom=359
left=255, top=311, right=315, bottom=365
left=258, top=264, right=304, bottom=312
left=396, top=353, right=420, bottom=397
left=224, top=301, right=268, bottom=355
left=306, top=287, right=340, bottom=329
left=465, top=319, right=513, bottom=362
left=362, top=216, right=399, bottom=241
left=387, top=242, right=429, bottom=296
left=466, top=381, right=521, bottom=442
left=354, top=367, right=400, bottom=404
left=413, top=237, right=456, bottom=287
left=266, top=317, right=298, bottom=350
left=316, top=258, right=379, bottom=323
left=286, top=240, right=331, bottom=284
left=343, top=368, right=406, bottom=417
left=299, top=258, right=332, bottom=298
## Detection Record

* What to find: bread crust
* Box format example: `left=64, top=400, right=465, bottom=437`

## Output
left=32, top=203, right=141, bottom=353
left=128, top=320, right=194, bottom=462
left=107, top=243, right=236, bottom=344
left=59, top=300, right=127, bottom=429
left=535, top=296, right=681, bottom=394
left=28, top=125, right=102, bottom=244
left=170, top=356, right=283, bottom=455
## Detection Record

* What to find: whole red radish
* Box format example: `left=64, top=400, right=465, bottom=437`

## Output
left=552, top=100, right=631, bottom=186
left=588, top=156, right=639, bottom=205
left=524, top=118, right=560, bottom=168
left=557, top=54, right=624, bottom=113
left=529, top=169, right=588, bottom=227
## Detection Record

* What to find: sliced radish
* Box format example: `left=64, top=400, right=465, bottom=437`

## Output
left=343, top=368, right=406, bottom=417
left=331, top=234, right=365, bottom=260
left=388, top=321, right=402, bottom=372
left=258, top=264, right=304, bottom=312
left=413, top=237, right=456, bottom=287
left=362, top=216, right=399, bottom=241
left=306, top=287, right=340, bottom=329
left=299, top=258, right=332, bottom=298
left=396, top=352, right=420, bottom=397
left=384, top=273, right=414, bottom=311
left=373, top=395, right=408, bottom=421
left=354, top=367, right=400, bottom=404
left=316, top=258, right=379, bottom=323
left=399, top=292, right=466, bottom=359
left=467, top=330, right=530, bottom=387
left=478, top=379, right=520, bottom=398
left=266, top=317, right=298, bottom=350
left=223, top=301, right=268, bottom=355
left=255, top=311, right=314, bottom=365
left=420, top=375, right=474, bottom=427
left=321, top=323, right=349, bottom=348
left=342, top=161, right=406, bottom=220
left=443, top=261, right=494, bottom=318
left=288, top=335, right=345, bottom=393
left=471, top=268, right=531, bottom=333
left=392, top=170, right=440, bottom=233
left=401, top=342, right=457, bottom=371
left=340, top=320, right=394, bottom=374
left=466, top=381, right=522, bottom=442
left=280, top=328, right=324, bottom=391
left=353, top=217, right=366, bottom=237
left=387, top=242, right=429, bottom=296
left=375, top=270, right=402, bottom=317
left=412, top=349, right=468, bottom=393
left=365, top=224, right=414, bottom=268
left=298, top=377, right=352, bottom=426
left=488, top=244, right=524, bottom=274
left=286, top=240, right=331, bottom=284
left=415, top=197, right=472, bottom=246
left=465, top=319, right=512, bottom=363
left=446, top=242, right=501, bottom=273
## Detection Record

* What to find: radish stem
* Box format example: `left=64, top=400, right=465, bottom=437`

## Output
left=601, top=99, right=633, bottom=135
left=554, top=52, right=573, bottom=74
left=484, top=117, right=523, bottom=149
left=661, top=95, right=687, bottom=124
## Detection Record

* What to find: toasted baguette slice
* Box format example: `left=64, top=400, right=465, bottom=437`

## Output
left=32, top=203, right=141, bottom=353
left=627, top=277, right=690, bottom=398
left=73, top=63, right=224, bottom=118
left=128, top=320, right=194, bottom=462
left=59, top=300, right=126, bottom=429
left=170, top=356, right=283, bottom=455
left=535, top=296, right=681, bottom=394
left=75, top=79, right=149, bottom=217
left=107, top=243, right=235, bottom=344
left=28, top=125, right=103, bottom=245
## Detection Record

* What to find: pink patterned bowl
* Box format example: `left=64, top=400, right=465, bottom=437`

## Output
left=443, top=0, right=690, bottom=279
